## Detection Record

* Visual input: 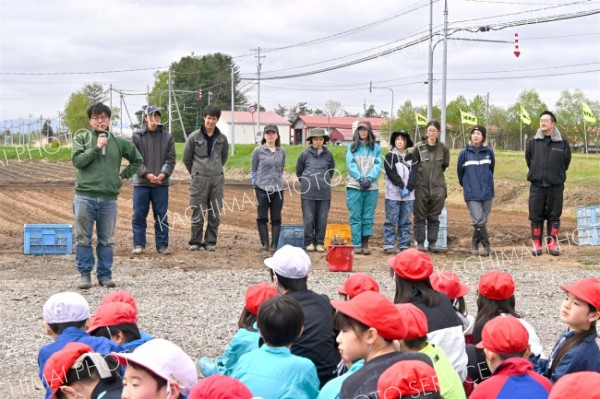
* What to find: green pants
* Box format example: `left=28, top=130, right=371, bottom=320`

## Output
left=346, top=188, right=379, bottom=246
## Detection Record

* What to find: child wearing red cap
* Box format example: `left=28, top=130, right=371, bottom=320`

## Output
left=331, top=291, right=433, bottom=399
left=389, top=249, right=468, bottom=381
left=38, top=292, right=123, bottom=399
left=188, top=375, right=253, bottom=399
left=337, top=272, right=380, bottom=300
left=469, top=270, right=544, bottom=383
left=470, top=316, right=552, bottom=399
left=44, top=342, right=123, bottom=399
left=88, top=302, right=152, bottom=353
left=395, top=303, right=466, bottom=399
left=533, top=278, right=600, bottom=383
left=548, top=371, right=600, bottom=399
left=377, top=360, right=443, bottom=399
left=430, top=271, right=475, bottom=343
left=199, top=282, right=278, bottom=377
left=230, top=295, right=320, bottom=399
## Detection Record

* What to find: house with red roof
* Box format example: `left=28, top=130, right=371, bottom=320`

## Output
left=217, top=111, right=291, bottom=144
left=290, top=116, right=386, bottom=145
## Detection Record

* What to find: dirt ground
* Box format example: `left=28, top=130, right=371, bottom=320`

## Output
left=0, top=159, right=598, bottom=273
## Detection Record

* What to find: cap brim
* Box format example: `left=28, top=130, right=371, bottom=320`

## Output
left=560, top=283, right=597, bottom=308
left=111, top=352, right=169, bottom=383
left=386, top=257, right=395, bottom=268
left=475, top=341, right=485, bottom=349
left=331, top=299, right=368, bottom=327
left=337, top=285, right=347, bottom=295
left=264, top=257, right=275, bottom=269
left=457, top=283, right=470, bottom=298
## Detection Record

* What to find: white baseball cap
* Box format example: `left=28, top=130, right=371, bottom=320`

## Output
left=43, top=292, right=90, bottom=324
left=264, top=244, right=311, bottom=279
left=112, top=338, right=198, bottom=395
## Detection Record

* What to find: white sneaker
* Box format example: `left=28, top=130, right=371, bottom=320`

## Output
left=132, top=246, right=144, bottom=255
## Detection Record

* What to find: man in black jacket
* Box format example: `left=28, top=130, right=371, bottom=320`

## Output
left=131, top=106, right=176, bottom=255
left=525, top=110, right=571, bottom=256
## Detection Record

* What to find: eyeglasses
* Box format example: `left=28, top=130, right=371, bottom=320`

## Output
left=426, top=128, right=439, bottom=133
left=91, top=115, right=109, bottom=121
left=265, top=131, right=278, bottom=135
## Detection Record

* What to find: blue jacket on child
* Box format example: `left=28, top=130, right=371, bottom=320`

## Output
left=217, top=327, right=260, bottom=376
left=317, top=359, right=364, bottom=399
left=457, top=145, right=495, bottom=201
left=231, top=345, right=320, bottom=399
left=38, top=327, right=123, bottom=399
left=534, top=329, right=600, bottom=383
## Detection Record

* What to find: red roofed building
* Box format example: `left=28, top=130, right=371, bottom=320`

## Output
left=217, top=111, right=291, bottom=144
left=290, top=116, right=386, bottom=145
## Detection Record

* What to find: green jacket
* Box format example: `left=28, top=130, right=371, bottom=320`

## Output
left=72, top=130, right=143, bottom=200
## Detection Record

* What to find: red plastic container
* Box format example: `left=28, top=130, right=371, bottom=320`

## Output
left=326, top=245, right=354, bottom=272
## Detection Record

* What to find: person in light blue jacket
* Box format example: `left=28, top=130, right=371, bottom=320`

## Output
left=231, top=295, right=320, bottom=399
left=199, top=282, right=279, bottom=377
left=346, top=120, right=382, bottom=255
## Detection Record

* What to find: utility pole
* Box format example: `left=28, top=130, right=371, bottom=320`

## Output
left=231, top=67, right=235, bottom=156
left=168, top=69, right=172, bottom=135
left=427, top=0, right=434, bottom=120
left=441, top=0, right=448, bottom=143
left=252, top=47, right=264, bottom=135
left=486, top=92, right=490, bottom=147
left=109, top=84, right=113, bottom=110
left=146, top=85, right=150, bottom=107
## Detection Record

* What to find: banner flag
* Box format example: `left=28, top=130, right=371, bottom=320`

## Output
left=460, top=110, right=477, bottom=125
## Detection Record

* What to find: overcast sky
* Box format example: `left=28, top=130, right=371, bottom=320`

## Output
left=1, top=0, right=599, bottom=130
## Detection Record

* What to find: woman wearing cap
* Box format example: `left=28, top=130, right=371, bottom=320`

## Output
left=533, top=278, right=600, bottom=383
left=389, top=249, right=468, bottom=381
left=332, top=291, right=433, bottom=399
left=412, top=120, right=450, bottom=253
left=251, top=124, right=286, bottom=252
left=345, top=120, right=382, bottom=255
left=383, top=130, right=417, bottom=254
left=296, top=128, right=335, bottom=252
left=468, top=270, right=544, bottom=383
left=113, top=338, right=198, bottom=399
left=457, top=125, right=495, bottom=257
left=43, top=342, right=123, bottom=399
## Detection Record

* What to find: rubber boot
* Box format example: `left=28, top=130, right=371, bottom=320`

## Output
left=427, top=224, right=441, bottom=253
left=547, top=224, right=560, bottom=256
left=479, top=226, right=491, bottom=257
left=471, top=228, right=480, bottom=256
left=361, top=236, right=371, bottom=255
left=531, top=224, right=543, bottom=256
left=257, top=222, right=269, bottom=251
left=269, top=225, right=281, bottom=253
left=414, top=223, right=426, bottom=251
left=77, top=274, right=92, bottom=290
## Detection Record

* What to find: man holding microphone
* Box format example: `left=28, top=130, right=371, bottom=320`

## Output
left=72, top=103, right=143, bottom=289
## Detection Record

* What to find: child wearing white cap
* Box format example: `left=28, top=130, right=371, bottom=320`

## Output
left=112, top=338, right=198, bottom=399
left=38, top=292, right=123, bottom=399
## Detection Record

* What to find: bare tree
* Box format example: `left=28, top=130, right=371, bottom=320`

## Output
left=325, top=100, right=342, bottom=117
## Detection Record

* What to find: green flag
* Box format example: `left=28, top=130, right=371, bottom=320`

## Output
left=415, top=112, right=428, bottom=126
left=460, top=110, right=477, bottom=125
left=520, top=105, right=531, bottom=125
left=582, top=102, right=596, bottom=123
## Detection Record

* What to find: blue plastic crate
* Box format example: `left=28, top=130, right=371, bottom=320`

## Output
left=577, top=205, right=600, bottom=246
left=24, top=224, right=73, bottom=255
left=415, top=207, right=448, bottom=249
left=277, top=225, right=305, bottom=250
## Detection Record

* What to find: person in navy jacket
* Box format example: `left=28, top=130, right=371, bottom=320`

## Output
left=457, top=125, right=495, bottom=257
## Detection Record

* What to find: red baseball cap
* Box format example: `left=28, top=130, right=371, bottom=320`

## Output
left=377, top=360, right=440, bottom=399
left=395, top=303, right=428, bottom=340
left=478, top=271, right=515, bottom=300
left=548, top=371, right=600, bottom=399
left=331, top=291, right=407, bottom=340
left=388, top=248, right=433, bottom=281
left=101, top=290, right=138, bottom=319
left=188, top=375, right=253, bottom=399
left=245, top=282, right=279, bottom=316
left=560, top=278, right=600, bottom=311
left=476, top=315, right=529, bottom=354
left=430, top=271, right=470, bottom=300
left=337, top=273, right=380, bottom=299
left=87, top=302, right=137, bottom=334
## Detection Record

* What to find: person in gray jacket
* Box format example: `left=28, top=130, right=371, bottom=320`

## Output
left=183, top=105, right=229, bottom=252
left=131, top=106, right=176, bottom=255
left=296, top=128, right=335, bottom=252
left=251, top=124, right=286, bottom=252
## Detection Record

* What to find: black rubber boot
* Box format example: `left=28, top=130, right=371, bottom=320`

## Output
left=471, top=228, right=480, bottom=256
left=479, top=226, right=491, bottom=257
left=361, top=236, right=371, bottom=255
left=257, top=222, right=269, bottom=251
left=414, top=224, right=426, bottom=251
left=78, top=274, right=92, bottom=290
left=269, top=225, right=281, bottom=253
left=427, top=224, right=441, bottom=253
left=531, top=223, right=543, bottom=256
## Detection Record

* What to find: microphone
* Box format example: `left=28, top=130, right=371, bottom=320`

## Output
left=100, top=132, right=108, bottom=156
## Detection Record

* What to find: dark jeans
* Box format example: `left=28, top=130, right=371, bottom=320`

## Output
left=255, top=188, right=284, bottom=226
left=133, top=185, right=169, bottom=249
left=301, top=198, right=330, bottom=246
left=528, top=183, right=564, bottom=226
left=189, top=175, right=224, bottom=246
